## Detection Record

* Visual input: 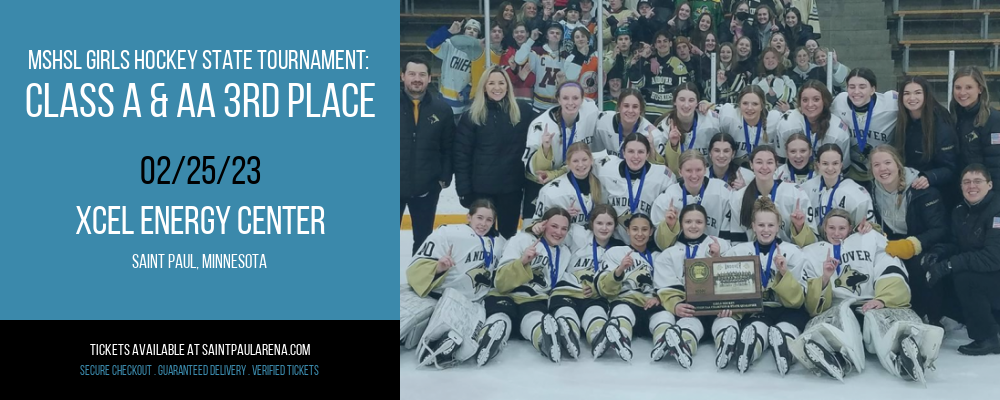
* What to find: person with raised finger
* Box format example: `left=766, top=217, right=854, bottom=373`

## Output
left=551, top=205, right=626, bottom=361
left=532, top=142, right=603, bottom=251
left=722, top=197, right=815, bottom=375
left=477, top=207, right=574, bottom=366
left=402, top=200, right=509, bottom=369
left=653, top=82, right=722, bottom=172
left=729, top=145, right=816, bottom=246
left=596, top=132, right=677, bottom=243
left=793, top=208, right=943, bottom=384
left=651, top=150, right=734, bottom=248
left=593, top=213, right=661, bottom=362
left=650, top=204, right=733, bottom=369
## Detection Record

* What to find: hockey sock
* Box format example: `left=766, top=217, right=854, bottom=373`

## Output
left=582, top=306, right=608, bottom=345
left=676, top=317, right=703, bottom=355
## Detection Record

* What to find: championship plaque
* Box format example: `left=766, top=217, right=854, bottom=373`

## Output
left=684, top=256, right=763, bottom=316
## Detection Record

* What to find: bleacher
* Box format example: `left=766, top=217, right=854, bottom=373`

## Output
left=886, top=0, right=1000, bottom=107
left=399, top=1, right=1000, bottom=108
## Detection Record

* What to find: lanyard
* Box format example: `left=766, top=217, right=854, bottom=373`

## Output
left=683, top=179, right=708, bottom=207
left=561, top=116, right=578, bottom=162
left=685, top=243, right=700, bottom=259
left=743, top=118, right=762, bottom=155
left=768, top=181, right=780, bottom=202
left=681, top=114, right=699, bottom=152
left=803, top=116, right=820, bottom=150
left=569, top=174, right=590, bottom=220
left=755, top=241, right=777, bottom=288
left=618, top=115, right=639, bottom=151
left=818, top=177, right=842, bottom=228
left=479, top=235, right=495, bottom=269
left=633, top=247, right=653, bottom=277
left=626, top=166, right=648, bottom=214
left=591, top=238, right=608, bottom=272
left=542, top=238, right=561, bottom=287
left=833, top=243, right=842, bottom=275
left=850, top=98, right=874, bottom=154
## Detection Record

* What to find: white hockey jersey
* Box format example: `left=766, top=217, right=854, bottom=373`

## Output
left=705, top=166, right=756, bottom=190
left=524, top=101, right=600, bottom=181
left=729, top=180, right=815, bottom=243
left=595, top=155, right=677, bottom=243
left=514, top=38, right=565, bottom=111
left=651, top=178, right=732, bottom=238
left=831, top=91, right=898, bottom=181
left=653, top=235, right=733, bottom=296
left=554, top=233, right=615, bottom=299
left=493, top=231, right=572, bottom=304
left=593, top=111, right=657, bottom=158
left=533, top=173, right=596, bottom=252
left=655, top=111, right=723, bottom=160
left=752, top=74, right=797, bottom=112
left=771, top=109, right=852, bottom=169
left=716, top=103, right=774, bottom=161
left=801, top=232, right=907, bottom=302
left=407, top=224, right=508, bottom=302
left=773, top=163, right=817, bottom=184
left=798, top=176, right=875, bottom=233
left=724, top=240, right=813, bottom=308
left=596, top=245, right=659, bottom=306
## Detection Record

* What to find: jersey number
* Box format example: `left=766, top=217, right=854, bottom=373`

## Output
left=417, top=241, right=436, bottom=258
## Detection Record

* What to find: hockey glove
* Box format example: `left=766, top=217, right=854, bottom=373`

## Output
left=886, top=238, right=917, bottom=260
left=925, top=261, right=952, bottom=287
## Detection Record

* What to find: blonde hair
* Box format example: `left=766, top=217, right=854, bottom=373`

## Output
left=678, top=149, right=708, bottom=171
left=565, top=142, right=602, bottom=203
left=950, top=66, right=992, bottom=127
left=870, top=144, right=908, bottom=208
left=752, top=196, right=783, bottom=227
left=469, top=66, right=520, bottom=126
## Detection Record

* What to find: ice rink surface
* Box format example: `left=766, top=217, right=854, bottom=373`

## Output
left=399, top=231, right=1000, bottom=399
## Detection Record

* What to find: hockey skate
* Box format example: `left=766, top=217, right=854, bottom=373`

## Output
left=896, top=333, right=926, bottom=385
left=418, top=331, right=462, bottom=368
left=650, top=328, right=670, bottom=362
left=474, top=320, right=508, bottom=367
left=804, top=339, right=845, bottom=382
left=715, top=326, right=738, bottom=370
left=664, top=325, right=693, bottom=369
left=737, top=324, right=764, bottom=374
left=538, top=314, right=562, bottom=363
left=600, top=320, right=633, bottom=362
left=768, top=326, right=795, bottom=376
left=556, top=316, right=581, bottom=360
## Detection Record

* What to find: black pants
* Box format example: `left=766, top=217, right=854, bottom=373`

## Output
left=903, top=257, right=940, bottom=321
left=521, top=179, right=543, bottom=225
left=484, top=296, right=548, bottom=340
left=549, top=295, right=609, bottom=316
left=467, top=191, right=523, bottom=239
left=610, top=300, right=653, bottom=338
left=400, top=188, right=440, bottom=256
left=742, top=306, right=810, bottom=333
left=953, top=271, right=1000, bottom=341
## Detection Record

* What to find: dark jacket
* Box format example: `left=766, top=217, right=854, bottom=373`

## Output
left=400, top=89, right=455, bottom=198
left=871, top=184, right=949, bottom=248
left=902, top=108, right=958, bottom=188
left=954, top=103, right=1000, bottom=179
left=454, top=99, right=532, bottom=197
left=781, top=24, right=817, bottom=48
left=937, top=190, right=1000, bottom=273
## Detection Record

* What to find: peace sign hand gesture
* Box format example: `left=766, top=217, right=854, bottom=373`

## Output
left=791, top=199, right=807, bottom=232
left=521, top=237, right=541, bottom=265
left=541, top=125, right=555, bottom=152
left=436, top=245, right=456, bottom=274
left=568, top=199, right=582, bottom=217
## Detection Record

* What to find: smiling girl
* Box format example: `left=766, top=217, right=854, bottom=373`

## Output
left=597, top=133, right=677, bottom=243
left=651, top=150, right=734, bottom=248
left=594, top=88, right=658, bottom=159
left=831, top=68, right=899, bottom=185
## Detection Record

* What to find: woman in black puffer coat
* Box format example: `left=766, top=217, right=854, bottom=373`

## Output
left=454, top=66, right=534, bottom=239
left=951, top=66, right=1000, bottom=181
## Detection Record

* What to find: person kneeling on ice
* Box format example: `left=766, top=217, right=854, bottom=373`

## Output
left=793, top=208, right=942, bottom=383
left=718, top=197, right=815, bottom=375
left=650, top=204, right=732, bottom=369
left=925, top=164, right=1000, bottom=356
left=476, top=207, right=574, bottom=366
left=593, top=214, right=660, bottom=362
left=400, top=200, right=508, bottom=369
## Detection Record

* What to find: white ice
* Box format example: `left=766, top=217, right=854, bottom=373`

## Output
left=400, top=231, right=1000, bottom=399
